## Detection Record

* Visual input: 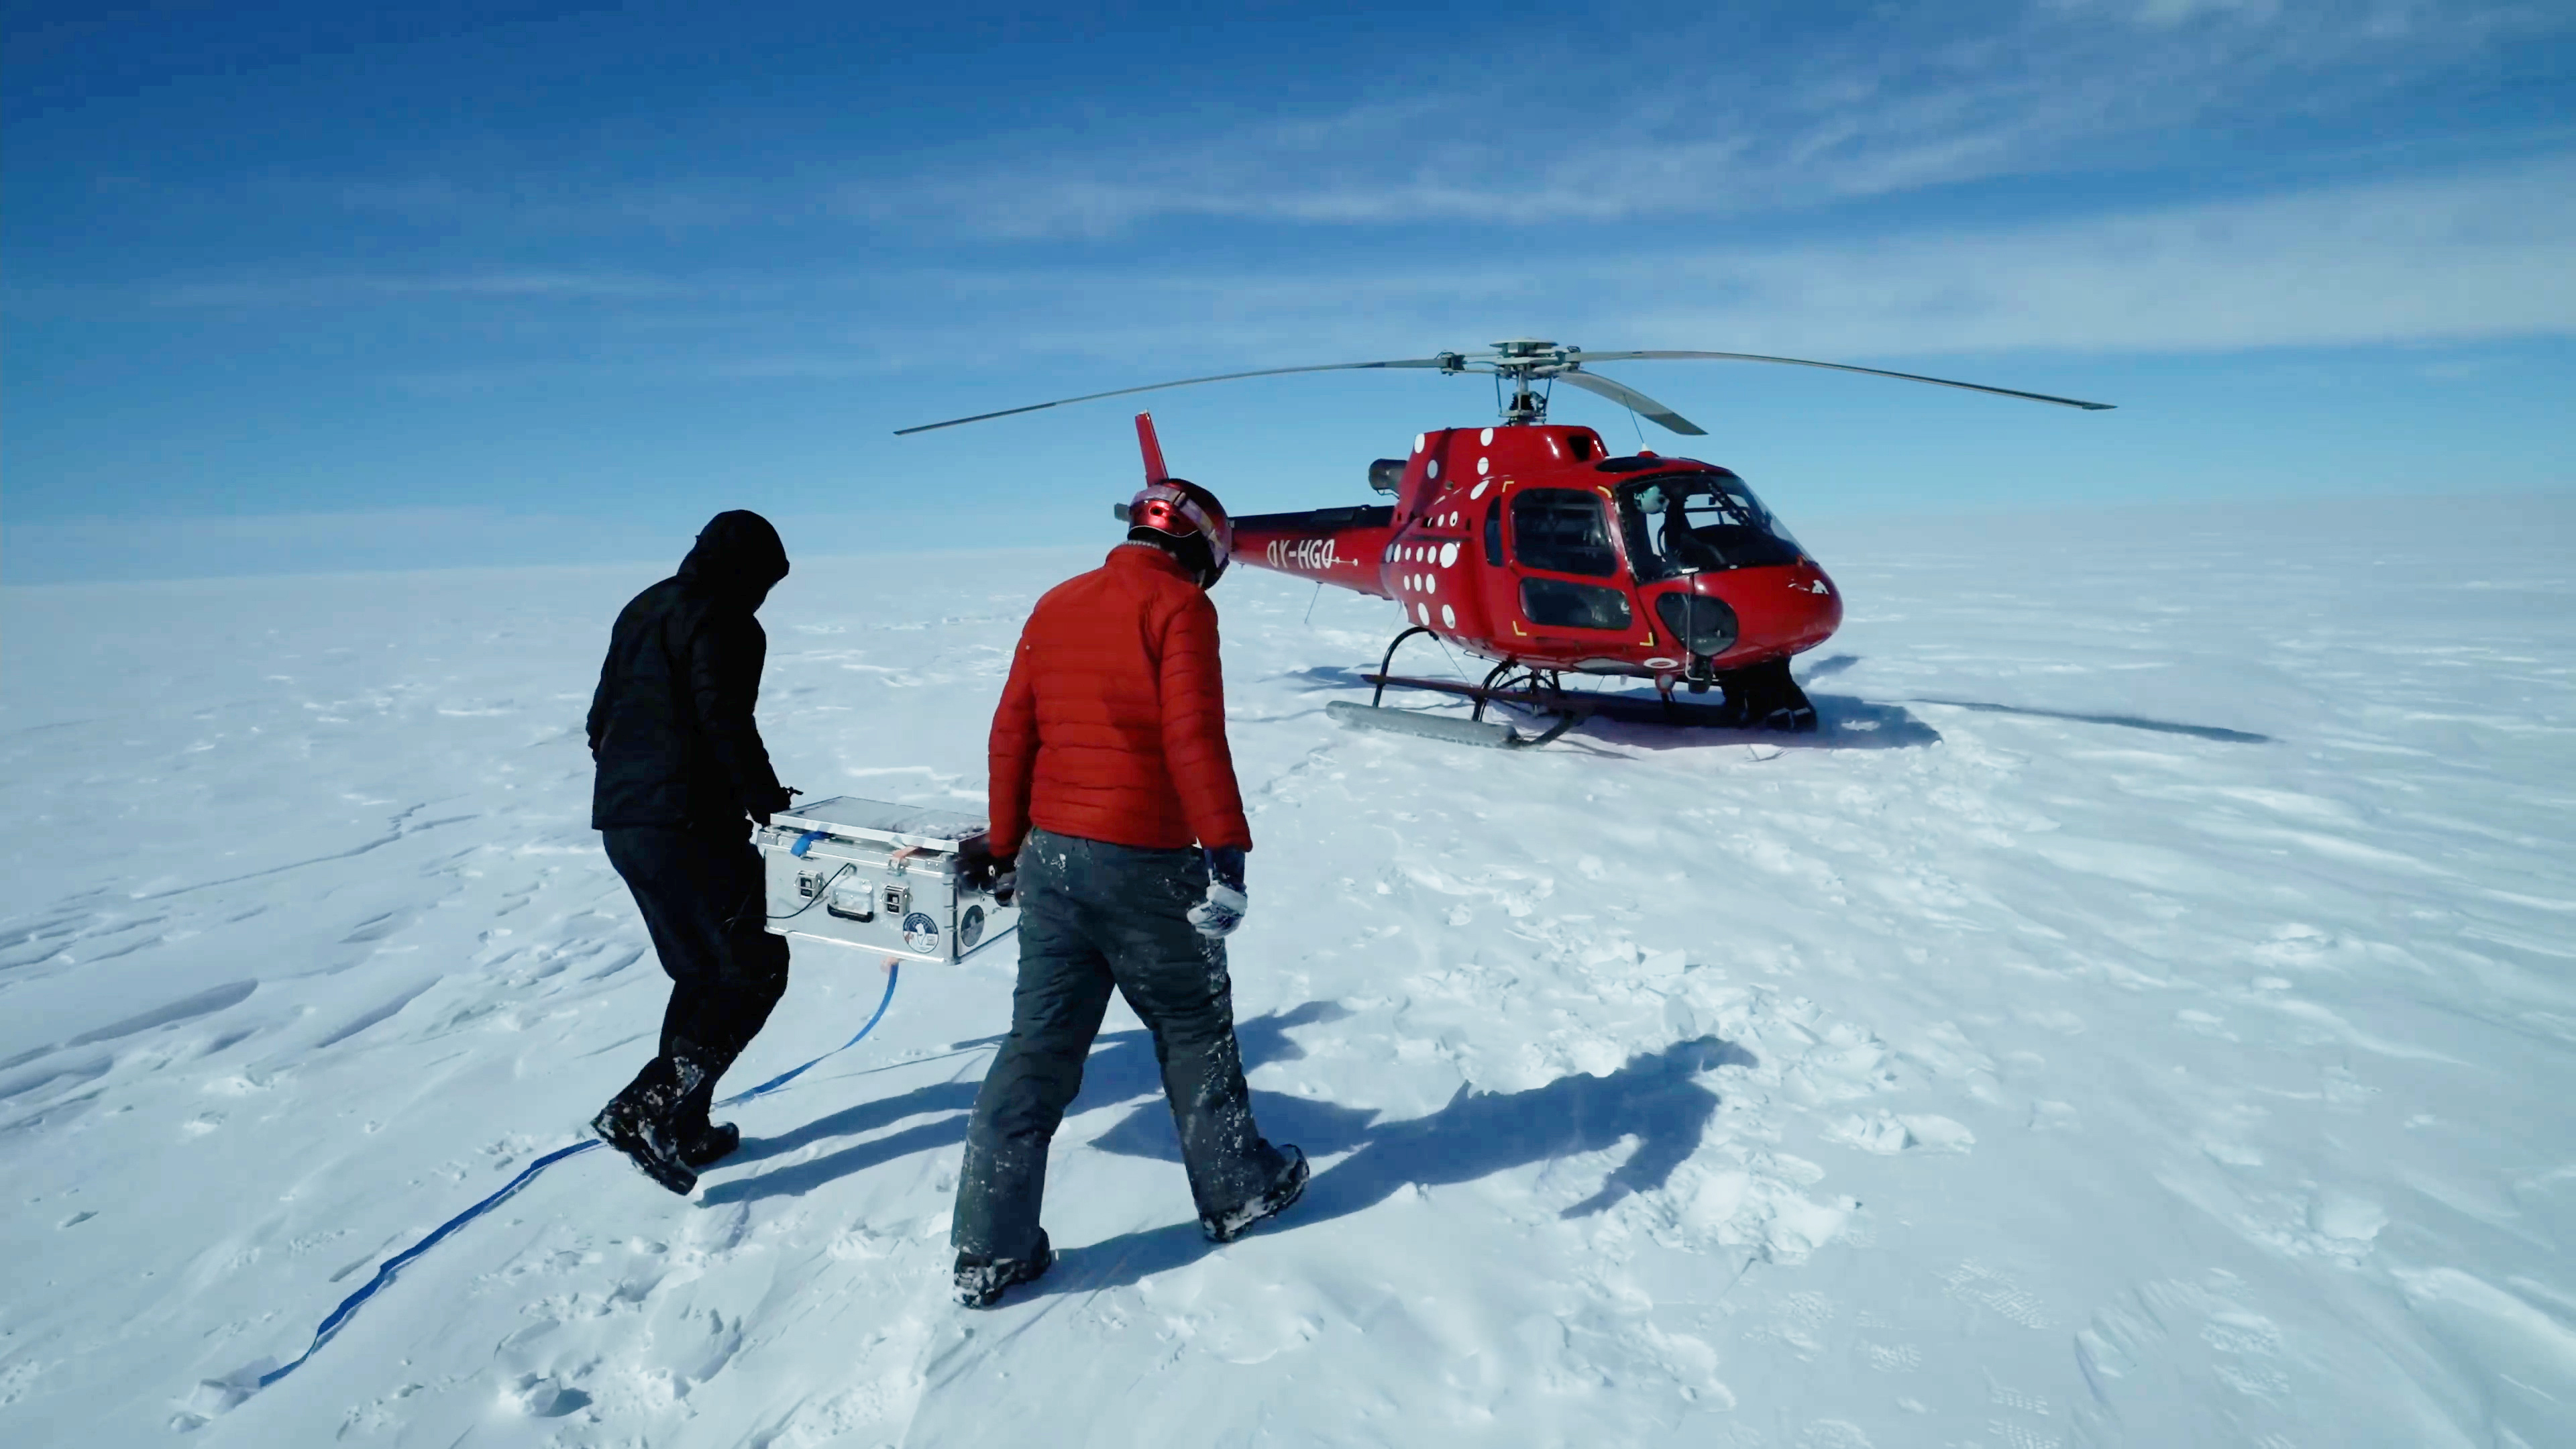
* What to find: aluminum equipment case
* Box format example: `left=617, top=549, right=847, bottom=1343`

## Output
left=756, top=796, right=1016, bottom=964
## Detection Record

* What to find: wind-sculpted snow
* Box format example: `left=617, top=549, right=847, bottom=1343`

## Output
left=1, top=498, right=2571, bottom=1445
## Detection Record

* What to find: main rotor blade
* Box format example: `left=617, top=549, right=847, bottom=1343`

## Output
left=893, top=357, right=1454, bottom=435
left=1572, top=351, right=2114, bottom=411
left=1553, top=370, right=1706, bottom=435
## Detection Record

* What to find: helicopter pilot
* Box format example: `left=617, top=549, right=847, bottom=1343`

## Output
left=1633, top=482, right=1716, bottom=576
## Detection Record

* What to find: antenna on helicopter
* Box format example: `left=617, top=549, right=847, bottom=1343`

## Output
left=894, top=341, right=2112, bottom=436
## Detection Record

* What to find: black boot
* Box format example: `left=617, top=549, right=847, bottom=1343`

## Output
left=678, top=1120, right=741, bottom=1169
left=1713, top=658, right=1819, bottom=733
left=665, top=1056, right=741, bottom=1169
left=1200, top=1145, right=1308, bottom=1243
left=954, top=1229, right=1054, bottom=1308
left=590, top=1057, right=706, bottom=1195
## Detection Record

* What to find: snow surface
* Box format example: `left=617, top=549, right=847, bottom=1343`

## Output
left=3, top=494, right=2573, bottom=1447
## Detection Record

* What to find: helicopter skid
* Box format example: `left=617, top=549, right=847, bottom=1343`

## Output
left=1324, top=699, right=1585, bottom=749
left=1363, top=669, right=1817, bottom=733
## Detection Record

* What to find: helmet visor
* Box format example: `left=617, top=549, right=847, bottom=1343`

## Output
left=1129, top=482, right=1233, bottom=580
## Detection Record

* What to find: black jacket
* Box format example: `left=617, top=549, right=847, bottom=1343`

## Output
left=589, top=511, right=793, bottom=833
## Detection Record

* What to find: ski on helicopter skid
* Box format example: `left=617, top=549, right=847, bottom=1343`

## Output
left=899, top=340, right=2112, bottom=748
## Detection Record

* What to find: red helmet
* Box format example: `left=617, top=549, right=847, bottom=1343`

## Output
left=1126, top=478, right=1233, bottom=586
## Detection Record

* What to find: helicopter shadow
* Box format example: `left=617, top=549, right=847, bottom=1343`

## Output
left=697, top=1002, right=1354, bottom=1208
left=1276, top=663, right=1394, bottom=693
left=1275, top=659, right=1939, bottom=752
left=1038, top=1034, right=1754, bottom=1298
left=1544, top=691, right=1942, bottom=753
left=1903, top=698, right=2272, bottom=744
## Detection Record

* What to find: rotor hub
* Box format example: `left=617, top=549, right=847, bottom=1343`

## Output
left=1485, top=341, right=1580, bottom=425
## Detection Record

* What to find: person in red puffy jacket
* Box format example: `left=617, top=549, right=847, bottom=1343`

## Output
left=949, top=478, right=1307, bottom=1307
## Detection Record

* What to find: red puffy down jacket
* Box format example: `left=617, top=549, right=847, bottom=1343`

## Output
left=986, top=543, right=1253, bottom=857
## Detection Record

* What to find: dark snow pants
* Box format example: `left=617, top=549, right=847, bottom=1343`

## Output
left=951, top=827, right=1287, bottom=1260
left=602, top=825, right=791, bottom=1120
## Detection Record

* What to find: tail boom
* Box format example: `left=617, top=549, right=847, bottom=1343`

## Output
left=1232, top=506, right=1397, bottom=599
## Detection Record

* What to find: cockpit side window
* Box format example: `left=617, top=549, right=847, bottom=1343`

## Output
left=1618, top=472, right=1803, bottom=581
left=1511, top=489, right=1619, bottom=577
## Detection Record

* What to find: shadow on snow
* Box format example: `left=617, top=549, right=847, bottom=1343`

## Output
left=1800, top=654, right=2273, bottom=744
left=700, top=1008, right=1753, bottom=1298
left=1279, top=653, right=2263, bottom=749
left=1049, top=1033, right=1751, bottom=1296
left=1271, top=663, right=1943, bottom=752
left=1904, top=697, right=2272, bottom=744
left=699, top=1002, right=1353, bottom=1208
left=1563, top=692, right=1941, bottom=753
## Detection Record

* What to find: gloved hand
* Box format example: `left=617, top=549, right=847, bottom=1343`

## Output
left=959, top=837, right=1018, bottom=906
left=1187, top=846, right=1248, bottom=938
left=755, top=786, right=800, bottom=823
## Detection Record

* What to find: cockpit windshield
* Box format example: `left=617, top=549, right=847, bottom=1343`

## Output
left=1616, top=471, right=1803, bottom=581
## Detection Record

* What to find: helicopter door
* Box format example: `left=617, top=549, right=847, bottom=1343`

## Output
left=1509, top=489, right=1635, bottom=633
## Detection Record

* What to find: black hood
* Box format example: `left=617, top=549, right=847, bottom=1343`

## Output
left=677, top=510, right=789, bottom=604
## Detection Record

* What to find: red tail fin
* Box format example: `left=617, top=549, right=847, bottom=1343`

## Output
left=1135, top=412, right=1169, bottom=484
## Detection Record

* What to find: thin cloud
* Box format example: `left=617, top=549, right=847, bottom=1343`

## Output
left=152, top=271, right=690, bottom=308
left=105, top=156, right=2576, bottom=384
left=1621, top=156, right=2576, bottom=354
left=877, top=156, right=2576, bottom=361
left=327, top=174, right=793, bottom=234
left=237, top=5, right=2559, bottom=250
left=864, top=1, right=2559, bottom=238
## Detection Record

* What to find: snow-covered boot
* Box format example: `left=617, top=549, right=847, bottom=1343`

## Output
left=1201, top=1144, right=1308, bottom=1243
left=678, top=1120, right=741, bottom=1169
left=953, top=1230, right=1054, bottom=1309
left=667, top=1060, right=741, bottom=1169
left=590, top=1057, right=706, bottom=1196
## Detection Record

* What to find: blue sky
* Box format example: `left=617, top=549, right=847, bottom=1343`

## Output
left=7, top=1, right=2572, bottom=582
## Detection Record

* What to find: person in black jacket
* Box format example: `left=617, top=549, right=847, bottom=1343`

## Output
left=586, top=510, right=796, bottom=1195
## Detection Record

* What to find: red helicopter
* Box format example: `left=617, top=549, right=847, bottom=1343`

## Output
left=900, top=341, right=2110, bottom=745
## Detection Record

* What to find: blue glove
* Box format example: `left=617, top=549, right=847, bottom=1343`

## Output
left=1188, top=846, right=1248, bottom=938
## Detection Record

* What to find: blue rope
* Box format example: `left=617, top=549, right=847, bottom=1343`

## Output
left=716, top=964, right=902, bottom=1107
left=254, top=963, right=902, bottom=1389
